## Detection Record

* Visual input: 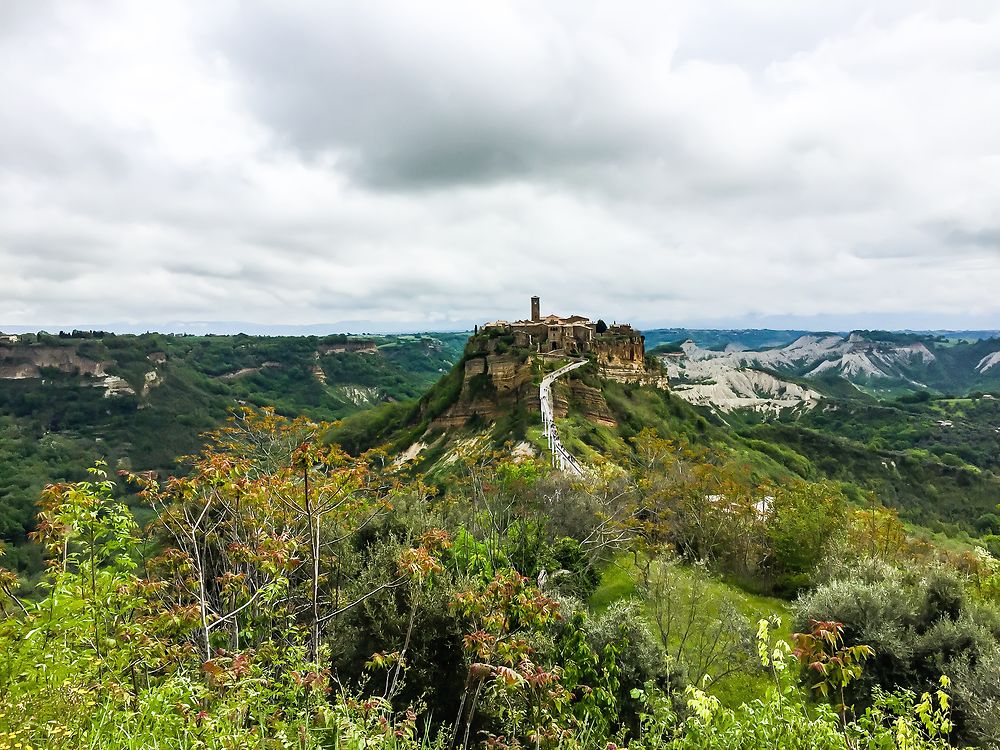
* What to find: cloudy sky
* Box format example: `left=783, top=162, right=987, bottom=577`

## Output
left=2, top=1, right=999, bottom=333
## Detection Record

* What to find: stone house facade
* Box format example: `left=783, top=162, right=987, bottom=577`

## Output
left=483, top=297, right=645, bottom=365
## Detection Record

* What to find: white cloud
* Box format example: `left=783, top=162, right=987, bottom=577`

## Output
left=0, top=0, right=998, bottom=330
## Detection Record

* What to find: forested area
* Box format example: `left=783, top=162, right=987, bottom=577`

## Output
left=2, top=408, right=997, bottom=749
left=0, top=332, right=467, bottom=582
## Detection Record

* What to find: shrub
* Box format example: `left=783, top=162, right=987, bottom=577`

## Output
left=585, top=599, right=681, bottom=732
left=796, top=563, right=1000, bottom=745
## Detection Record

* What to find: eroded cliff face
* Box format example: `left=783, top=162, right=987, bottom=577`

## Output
left=596, top=342, right=669, bottom=388
left=552, top=380, right=616, bottom=427
left=318, top=340, right=378, bottom=355
left=593, top=334, right=667, bottom=386
left=430, top=341, right=537, bottom=429
left=595, top=337, right=644, bottom=368
left=0, top=346, right=108, bottom=379
left=429, top=334, right=623, bottom=430
left=0, top=344, right=165, bottom=398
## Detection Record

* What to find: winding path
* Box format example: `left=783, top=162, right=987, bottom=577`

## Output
left=539, top=359, right=588, bottom=476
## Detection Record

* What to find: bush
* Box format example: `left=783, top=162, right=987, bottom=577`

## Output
left=585, top=600, right=682, bottom=732
left=796, top=563, right=1000, bottom=745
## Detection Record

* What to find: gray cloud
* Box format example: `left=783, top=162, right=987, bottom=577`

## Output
left=0, top=1, right=999, bottom=331
left=217, top=1, right=677, bottom=187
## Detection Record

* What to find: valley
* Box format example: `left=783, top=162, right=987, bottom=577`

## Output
left=0, top=330, right=467, bottom=574
left=3, top=321, right=1000, bottom=748
left=657, top=331, right=1000, bottom=406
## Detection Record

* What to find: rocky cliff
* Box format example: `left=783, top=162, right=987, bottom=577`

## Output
left=430, top=337, right=537, bottom=428
left=428, top=334, right=621, bottom=430
left=0, top=345, right=108, bottom=379
left=594, top=334, right=667, bottom=386
left=0, top=344, right=166, bottom=398
left=552, top=379, right=616, bottom=427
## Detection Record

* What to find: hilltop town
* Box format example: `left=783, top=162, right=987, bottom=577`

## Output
left=482, top=296, right=651, bottom=381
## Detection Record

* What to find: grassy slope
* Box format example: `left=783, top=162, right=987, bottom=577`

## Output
left=590, top=557, right=793, bottom=708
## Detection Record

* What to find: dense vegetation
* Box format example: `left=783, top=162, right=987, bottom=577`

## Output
left=0, top=331, right=467, bottom=579
left=4, top=327, right=1000, bottom=748
left=723, top=389, right=1000, bottom=541
left=2, top=407, right=998, bottom=748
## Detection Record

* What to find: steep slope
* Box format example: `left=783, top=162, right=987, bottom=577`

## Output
left=330, top=330, right=609, bottom=464
left=663, top=353, right=822, bottom=415
left=976, top=351, right=1000, bottom=373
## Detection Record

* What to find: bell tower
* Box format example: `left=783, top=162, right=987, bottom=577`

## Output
left=530, top=295, right=541, bottom=322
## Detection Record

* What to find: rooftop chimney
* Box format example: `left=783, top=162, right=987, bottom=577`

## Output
left=530, top=296, right=540, bottom=322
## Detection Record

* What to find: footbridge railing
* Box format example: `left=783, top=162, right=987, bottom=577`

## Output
left=539, top=359, right=588, bottom=476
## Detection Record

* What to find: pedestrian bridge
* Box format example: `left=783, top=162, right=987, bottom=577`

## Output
left=539, top=359, right=588, bottom=476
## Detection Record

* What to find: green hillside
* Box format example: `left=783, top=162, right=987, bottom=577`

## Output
left=3, top=329, right=1000, bottom=748
left=0, top=330, right=468, bottom=574
left=329, top=331, right=1000, bottom=556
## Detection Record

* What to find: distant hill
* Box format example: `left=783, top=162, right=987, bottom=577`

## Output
left=643, top=327, right=1000, bottom=352
left=658, top=331, right=1000, bottom=409
left=644, top=328, right=817, bottom=352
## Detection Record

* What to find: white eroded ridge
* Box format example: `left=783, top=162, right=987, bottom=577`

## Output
left=539, top=359, right=588, bottom=476
left=977, top=351, right=1000, bottom=373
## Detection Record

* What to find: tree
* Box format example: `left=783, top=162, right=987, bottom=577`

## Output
left=791, top=620, right=874, bottom=727
left=134, top=448, right=300, bottom=659
left=596, top=319, right=608, bottom=334
left=134, top=407, right=402, bottom=666
left=637, top=556, right=755, bottom=688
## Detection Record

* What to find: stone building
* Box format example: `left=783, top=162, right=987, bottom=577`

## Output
left=483, top=297, right=645, bottom=366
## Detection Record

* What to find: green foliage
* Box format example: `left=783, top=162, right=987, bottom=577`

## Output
left=0, top=413, right=981, bottom=750
left=796, top=395, right=1000, bottom=475
left=328, top=399, right=422, bottom=456
left=620, top=619, right=957, bottom=750
left=637, top=557, right=757, bottom=690
left=0, top=332, right=467, bottom=577
left=796, top=561, right=1000, bottom=745
left=4, top=330, right=1000, bottom=749
left=748, top=422, right=1000, bottom=533
left=791, top=620, right=874, bottom=713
